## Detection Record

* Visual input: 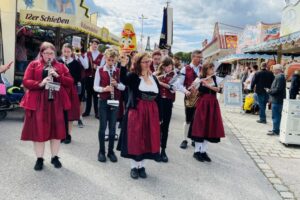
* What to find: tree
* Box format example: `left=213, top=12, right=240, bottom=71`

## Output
left=174, top=52, right=192, bottom=64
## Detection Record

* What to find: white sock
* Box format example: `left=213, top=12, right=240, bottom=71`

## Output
left=200, top=140, right=208, bottom=153
left=130, top=160, right=139, bottom=169
left=140, top=160, right=145, bottom=168
left=80, top=116, right=83, bottom=120
left=183, top=122, right=190, bottom=140
left=194, top=142, right=201, bottom=152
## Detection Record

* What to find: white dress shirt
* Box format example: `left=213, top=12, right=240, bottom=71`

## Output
left=93, top=65, right=125, bottom=93
left=173, top=62, right=202, bottom=93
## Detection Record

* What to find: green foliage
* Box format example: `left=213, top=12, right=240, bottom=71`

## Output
left=174, top=52, right=192, bottom=64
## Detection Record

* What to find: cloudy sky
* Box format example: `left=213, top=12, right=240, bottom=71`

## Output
left=85, top=0, right=286, bottom=53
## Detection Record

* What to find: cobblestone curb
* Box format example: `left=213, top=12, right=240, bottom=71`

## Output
left=224, top=115, right=296, bottom=200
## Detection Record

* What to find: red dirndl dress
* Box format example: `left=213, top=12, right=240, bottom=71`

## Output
left=66, top=85, right=80, bottom=121
left=20, top=59, right=73, bottom=142
left=190, top=94, right=225, bottom=143
left=118, top=95, right=161, bottom=161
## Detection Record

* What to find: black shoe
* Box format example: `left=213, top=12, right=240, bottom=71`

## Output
left=191, top=141, right=195, bottom=147
left=201, top=152, right=212, bottom=162
left=98, top=152, right=106, bottom=162
left=95, top=113, right=99, bottom=119
left=78, top=120, right=84, bottom=128
left=107, top=151, right=118, bottom=162
left=267, top=131, right=279, bottom=136
left=34, top=158, right=44, bottom=171
left=82, top=112, right=90, bottom=117
left=180, top=140, right=188, bottom=149
left=138, top=167, right=147, bottom=178
left=51, top=156, right=62, bottom=168
left=62, top=134, right=72, bottom=144
left=193, top=152, right=204, bottom=162
left=256, top=120, right=267, bottom=124
left=161, top=149, right=168, bottom=163
left=154, top=155, right=161, bottom=162
left=130, top=168, right=139, bottom=179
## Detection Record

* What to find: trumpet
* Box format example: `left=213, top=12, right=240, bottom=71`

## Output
left=107, top=69, right=119, bottom=107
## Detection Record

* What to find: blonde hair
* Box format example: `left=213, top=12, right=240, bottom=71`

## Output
left=104, top=48, right=119, bottom=58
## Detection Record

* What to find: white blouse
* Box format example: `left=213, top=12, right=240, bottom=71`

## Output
left=139, top=75, right=159, bottom=93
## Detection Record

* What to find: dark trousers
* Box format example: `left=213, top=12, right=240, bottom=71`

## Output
left=185, top=107, right=195, bottom=123
left=160, top=98, right=173, bottom=149
left=98, top=99, right=118, bottom=153
left=257, top=93, right=269, bottom=121
left=64, top=111, right=69, bottom=137
left=272, top=103, right=283, bottom=134
left=84, top=77, right=98, bottom=115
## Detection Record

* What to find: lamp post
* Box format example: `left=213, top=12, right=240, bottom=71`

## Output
left=139, top=14, right=147, bottom=52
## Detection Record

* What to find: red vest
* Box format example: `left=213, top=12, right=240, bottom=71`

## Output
left=98, top=67, right=121, bottom=100
left=86, top=51, right=103, bottom=77
left=184, top=65, right=198, bottom=88
left=159, top=72, right=176, bottom=101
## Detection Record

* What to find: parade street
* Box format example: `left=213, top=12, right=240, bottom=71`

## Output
left=0, top=92, right=291, bottom=200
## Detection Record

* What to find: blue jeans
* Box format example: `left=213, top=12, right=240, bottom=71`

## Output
left=272, top=103, right=283, bottom=134
left=257, top=93, right=269, bottom=121
left=98, top=99, right=119, bottom=154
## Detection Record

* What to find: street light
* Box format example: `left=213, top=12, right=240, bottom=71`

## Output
left=139, top=14, right=148, bottom=52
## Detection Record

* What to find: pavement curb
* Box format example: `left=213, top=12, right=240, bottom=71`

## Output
left=224, top=114, right=296, bottom=200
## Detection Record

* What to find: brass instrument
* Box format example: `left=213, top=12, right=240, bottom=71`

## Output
left=107, top=69, right=119, bottom=107
left=44, top=59, right=61, bottom=100
left=184, top=74, right=216, bottom=108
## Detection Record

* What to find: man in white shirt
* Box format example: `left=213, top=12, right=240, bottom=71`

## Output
left=173, top=50, right=203, bottom=149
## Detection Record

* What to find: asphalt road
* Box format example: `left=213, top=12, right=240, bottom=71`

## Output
left=0, top=93, right=281, bottom=200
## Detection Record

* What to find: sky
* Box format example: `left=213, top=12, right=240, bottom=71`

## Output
left=85, top=0, right=286, bottom=53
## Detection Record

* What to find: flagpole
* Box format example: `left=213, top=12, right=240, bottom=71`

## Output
left=139, top=14, right=148, bottom=52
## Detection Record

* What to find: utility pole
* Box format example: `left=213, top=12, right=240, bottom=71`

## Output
left=139, top=14, right=148, bottom=52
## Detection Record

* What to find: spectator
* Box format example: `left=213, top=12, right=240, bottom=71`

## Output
left=289, top=70, right=300, bottom=99
left=251, top=62, right=275, bottom=124
left=266, top=64, right=286, bottom=135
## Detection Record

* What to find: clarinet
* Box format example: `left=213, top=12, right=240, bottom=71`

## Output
left=109, top=69, right=115, bottom=100
left=46, top=59, right=54, bottom=100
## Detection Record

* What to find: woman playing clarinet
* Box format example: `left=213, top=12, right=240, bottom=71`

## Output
left=20, top=42, right=73, bottom=171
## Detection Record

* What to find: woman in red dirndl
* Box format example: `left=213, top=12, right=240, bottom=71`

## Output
left=188, top=62, right=225, bottom=162
left=20, top=42, right=73, bottom=171
left=58, top=43, right=81, bottom=144
left=117, top=52, right=161, bottom=179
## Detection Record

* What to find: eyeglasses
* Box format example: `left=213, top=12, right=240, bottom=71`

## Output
left=43, top=52, right=55, bottom=56
left=141, top=60, right=150, bottom=64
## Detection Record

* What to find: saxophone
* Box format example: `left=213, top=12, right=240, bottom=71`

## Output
left=107, top=69, right=119, bottom=107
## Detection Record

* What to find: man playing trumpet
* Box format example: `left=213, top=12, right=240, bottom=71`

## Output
left=173, top=50, right=203, bottom=149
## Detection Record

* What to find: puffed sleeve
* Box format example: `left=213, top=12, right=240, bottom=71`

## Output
left=23, top=61, right=42, bottom=90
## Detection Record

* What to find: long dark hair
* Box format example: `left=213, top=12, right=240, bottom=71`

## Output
left=156, top=56, right=174, bottom=76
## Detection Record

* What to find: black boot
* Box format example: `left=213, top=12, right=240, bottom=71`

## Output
left=34, top=158, right=44, bottom=171
left=161, top=149, right=168, bottom=163
left=63, top=134, right=72, bottom=144
left=51, top=156, right=62, bottom=168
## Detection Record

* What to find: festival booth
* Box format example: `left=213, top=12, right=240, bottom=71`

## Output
left=201, top=22, right=242, bottom=77
left=243, top=2, right=300, bottom=79
left=0, top=0, right=120, bottom=85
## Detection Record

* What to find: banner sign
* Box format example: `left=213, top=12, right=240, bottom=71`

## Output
left=224, top=81, right=243, bottom=107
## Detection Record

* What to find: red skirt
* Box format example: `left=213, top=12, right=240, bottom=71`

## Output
left=191, top=94, right=225, bottom=141
left=21, top=90, right=67, bottom=142
left=127, top=100, right=160, bottom=157
left=67, top=85, right=80, bottom=121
